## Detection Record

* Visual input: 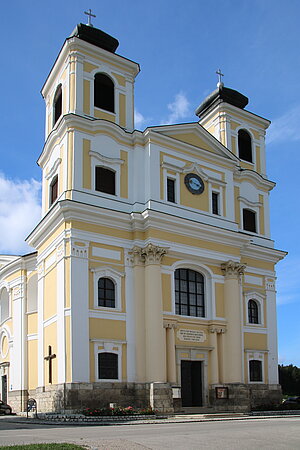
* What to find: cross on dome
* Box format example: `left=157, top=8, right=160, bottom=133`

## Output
left=216, top=68, right=224, bottom=88
left=84, top=9, right=96, bottom=27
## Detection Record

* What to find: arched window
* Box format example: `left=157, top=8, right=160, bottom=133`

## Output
left=98, top=277, right=115, bottom=308
left=94, top=73, right=115, bottom=113
left=238, top=129, right=252, bottom=163
left=98, top=352, right=118, bottom=379
left=243, top=208, right=256, bottom=233
left=248, top=299, right=259, bottom=324
left=53, top=84, right=62, bottom=126
left=0, top=288, right=9, bottom=323
left=249, top=360, right=262, bottom=382
left=50, top=175, right=58, bottom=206
left=175, top=269, right=205, bottom=317
left=95, top=167, right=116, bottom=195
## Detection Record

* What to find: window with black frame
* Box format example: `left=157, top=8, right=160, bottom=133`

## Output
left=175, top=269, right=205, bottom=317
left=98, top=277, right=115, bottom=308
left=98, top=352, right=118, bottom=379
left=249, top=360, right=262, bottom=382
left=248, top=299, right=259, bottom=324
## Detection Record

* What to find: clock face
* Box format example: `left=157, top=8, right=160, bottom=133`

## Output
left=184, top=173, right=204, bottom=195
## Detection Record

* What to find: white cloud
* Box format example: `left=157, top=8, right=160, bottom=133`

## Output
left=162, top=92, right=190, bottom=125
left=134, top=108, right=146, bottom=129
left=267, top=105, right=300, bottom=145
left=0, top=173, right=41, bottom=255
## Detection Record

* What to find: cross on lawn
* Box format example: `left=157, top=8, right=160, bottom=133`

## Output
left=84, top=9, right=96, bottom=27
left=44, top=345, right=56, bottom=384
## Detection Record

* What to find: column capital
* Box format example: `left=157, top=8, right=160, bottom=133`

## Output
left=132, top=243, right=168, bottom=266
left=221, top=260, right=246, bottom=278
left=209, top=326, right=226, bottom=334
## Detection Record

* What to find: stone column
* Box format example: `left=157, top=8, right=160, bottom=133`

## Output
left=209, top=327, right=219, bottom=385
left=137, top=243, right=168, bottom=382
left=217, top=328, right=226, bottom=384
left=131, top=247, right=146, bottom=382
left=165, top=323, right=177, bottom=384
left=221, top=260, right=246, bottom=383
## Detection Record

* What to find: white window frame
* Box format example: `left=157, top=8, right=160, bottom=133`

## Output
left=247, top=352, right=265, bottom=384
left=91, top=267, right=124, bottom=311
left=166, top=174, right=179, bottom=204
left=245, top=292, right=264, bottom=327
left=90, top=151, right=124, bottom=198
left=238, top=196, right=262, bottom=235
left=170, top=261, right=214, bottom=320
left=94, top=341, right=122, bottom=382
left=45, top=156, right=62, bottom=208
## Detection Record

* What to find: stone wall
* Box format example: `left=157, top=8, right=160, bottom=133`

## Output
left=209, top=383, right=282, bottom=411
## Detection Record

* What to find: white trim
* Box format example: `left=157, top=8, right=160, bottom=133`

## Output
left=27, top=333, right=38, bottom=341
left=246, top=352, right=265, bottom=384
left=90, top=150, right=124, bottom=198
left=43, top=315, right=57, bottom=327
left=244, top=291, right=265, bottom=326
left=170, top=260, right=214, bottom=320
left=94, top=341, right=123, bottom=382
left=89, top=309, right=126, bottom=320
left=91, top=267, right=124, bottom=311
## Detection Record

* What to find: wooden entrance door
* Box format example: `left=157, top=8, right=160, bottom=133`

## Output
left=181, top=360, right=202, bottom=406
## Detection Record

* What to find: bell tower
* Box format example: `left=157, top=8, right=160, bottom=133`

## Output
left=38, top=18, right=140, bottom=215
left=196, top=73, right=270, bottom=178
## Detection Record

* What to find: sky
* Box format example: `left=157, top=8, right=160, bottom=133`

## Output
left=0, top=0, right=299, bottom=366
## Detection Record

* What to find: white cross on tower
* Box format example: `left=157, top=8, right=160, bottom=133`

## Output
left=84, top=9, right=96, bottom=27
left=216, top=69, right=224, bottom=88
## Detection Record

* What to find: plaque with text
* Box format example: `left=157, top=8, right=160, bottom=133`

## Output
left=177, top=329, right=206, bottom=343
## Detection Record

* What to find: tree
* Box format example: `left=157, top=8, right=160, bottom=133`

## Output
left=278, top=364, right=300, bottom=395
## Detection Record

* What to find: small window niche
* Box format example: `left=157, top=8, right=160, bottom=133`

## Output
left=95, top=167, right=116, bottom=195
left=50, top=175, right=58, bottom=206
left=243, top=208, right=256, bottom=233
left=53, top=84, right=62, bottom=126
left=238, top=129, right=252, bottom=163
left=94, top=73, right=115, bottom=113
left=249, top=360, right=263, bottom=382
left=98, top=352, right=118, bottom=380
left=212, top=192, right=220, bottom=215
left=167, top=178, right=176, bottom=203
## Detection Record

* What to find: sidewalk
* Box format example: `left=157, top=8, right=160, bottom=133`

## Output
left=1, top=410, right=300, bottom=426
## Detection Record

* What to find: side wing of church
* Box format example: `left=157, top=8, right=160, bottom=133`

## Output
left=0, top=22, right=286, bottom=413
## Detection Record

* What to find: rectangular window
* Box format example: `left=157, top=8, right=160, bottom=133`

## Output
left=98, top=352, right=118, bottom=380
left=212, top=192, right=219, bottom=215
left=243, top=209, right=256, bottom=232
left=249, top=360, right=262, bottom=382
left=167, top=178, right=176, bottom=203
left=95, top=167, right=116, bottom=195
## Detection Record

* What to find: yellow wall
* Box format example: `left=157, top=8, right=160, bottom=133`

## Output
left=83, top=138, right=92, bottom=189
left=215, top=283, right=225, bottom=317
left=89, top=318, right=126, bottom=340
left=244, top=332, right=267, bottom=350
left=83, top=80, right=90, bottom=115
left=44, top=322, right=58, bottom=386
left=119, top=93, right=126, bottom=127
left=120, top=150, right=128, bottom=198
left=44, top=267, right=57, bottom=320
left=27, top=340, right=38, bottom=389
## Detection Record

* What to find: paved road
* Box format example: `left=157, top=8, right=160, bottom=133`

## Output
left=0, top=416, right=299, bottom=449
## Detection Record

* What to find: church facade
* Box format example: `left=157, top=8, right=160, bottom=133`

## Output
left=0, top=22, right=285, bottom=413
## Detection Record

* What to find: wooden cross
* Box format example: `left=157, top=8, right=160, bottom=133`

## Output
left=44, top=345, right=56, bottom=384
left=216, top=69, right=224, bottom=87
left=84, top=9, right=96, bottom=27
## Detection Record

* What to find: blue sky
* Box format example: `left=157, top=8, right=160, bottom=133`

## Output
left=1, top=0, right=299, bottom=366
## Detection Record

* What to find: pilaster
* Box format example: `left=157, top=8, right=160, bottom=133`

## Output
left=265, top=277, right=279, bottom=384
left=221, top=260, right=246, bottom=383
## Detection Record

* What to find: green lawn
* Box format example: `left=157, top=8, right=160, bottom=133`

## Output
left=0, top=445, right=86, bottom=450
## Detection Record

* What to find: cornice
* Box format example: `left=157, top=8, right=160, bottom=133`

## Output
left=144, top=125, right=239, bottom=167
left=241, top=243, right=287, bottom=264
left=234, top=168, right=275, bottom=191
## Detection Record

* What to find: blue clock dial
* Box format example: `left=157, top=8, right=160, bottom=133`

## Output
left=184, top=173, right=205, bottom=195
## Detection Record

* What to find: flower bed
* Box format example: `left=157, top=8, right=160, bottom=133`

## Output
left=81, top=406, right=156, bottom=416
